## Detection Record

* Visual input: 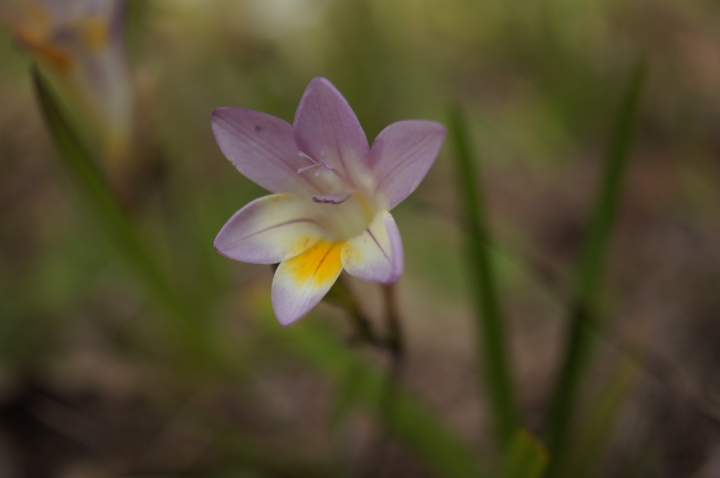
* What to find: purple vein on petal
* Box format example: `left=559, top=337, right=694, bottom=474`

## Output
left=213, top=111, right=317, bottom=190
left=367, top=228, right=391, bottom=264
left=236, top=123, right=315, bottom=189
left=311, top=245, right=336, bottom=281
left=373, top=134, right=437, bottom=193
left=221, top=218, right=321, bottom=247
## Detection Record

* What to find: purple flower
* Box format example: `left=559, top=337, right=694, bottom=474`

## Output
left=2, top=0, right=132, bottom=158
left=212, top=78, right=445, bottom=326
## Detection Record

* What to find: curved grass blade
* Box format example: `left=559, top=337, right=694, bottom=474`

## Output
left=543, top=58, right=648, bottom=475
left=32, top=66, right=215, bottom=363
left=556, top=360, right=638, bottom=478
left=448, top=105, right=518, bottom=449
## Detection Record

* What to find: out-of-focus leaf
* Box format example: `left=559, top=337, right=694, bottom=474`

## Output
left=449, top=105, right=518, bottom=449
left=330, top=360, right=365, bottom=430
left=558, top=360, right=638, bottom=478
left=32, top=66, right=216, bottom=364
left=544, top=58, right=648, bottom=476
left=255, top=305, right=485, bottom=478
left=502, top=429, right=549, bottom=478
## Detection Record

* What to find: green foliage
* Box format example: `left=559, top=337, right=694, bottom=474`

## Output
left=449, top=105, right=518, bottom=450
left=544, top=58, right=648, bottom=475
left=501, top=430, right=548, bottom=478
left=33, top=67, right=217, bottom=365
left=261, top=311, right=486, bottom=478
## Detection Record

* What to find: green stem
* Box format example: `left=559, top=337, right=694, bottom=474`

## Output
left=383, top=284, right=403, bottom=360
left=449, top=106, right=517, bottom=450
left=362, top=284, right=405, bottom=477
left=544, top=58, right=648, bottom=475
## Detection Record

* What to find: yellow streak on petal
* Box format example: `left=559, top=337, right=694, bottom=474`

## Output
left=283, top=240, right=343, bottom=286
left=285, top=235, right=316, bottom=259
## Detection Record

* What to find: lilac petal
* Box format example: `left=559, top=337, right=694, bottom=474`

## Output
left=293, top=78, right=370, bottom=187
left=212, top=108, right=320, bottom=194
left=214, top=194, right=324, bottom=264
left=272, top=241, right=344, bottom=326
left=370, top=120, right=446, bottom=210
left=341, top=210, right=403, bottom=284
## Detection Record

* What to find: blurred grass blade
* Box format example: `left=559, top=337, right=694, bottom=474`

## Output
left=448, top=105, right=517, bottom=448
left=501, top=430, right=549, bottom=478
left=330, top=360, right=365, bottom=429
left=558, top=360, right=638, bottom=478
left=544, top=58, right=648, bottom=473
left=259, top=312, right=485, bottom=478
left=32, top=66, right=213, bottom=361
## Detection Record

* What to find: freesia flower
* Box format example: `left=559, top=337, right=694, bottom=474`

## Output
left=2, top=0, right=132, bottom=159
left=212, top=78, right=445, bottom=325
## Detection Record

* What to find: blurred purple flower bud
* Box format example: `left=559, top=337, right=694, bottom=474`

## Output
left=3, top=0, right=132, bottom=159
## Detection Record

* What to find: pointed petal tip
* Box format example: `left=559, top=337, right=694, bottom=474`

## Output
left=275, top=308, right=305, bottom=327
left=307, top=76, right=337, bottom=90
left=212, top=231, right=237, bottom=261
left=210, top=106, right=233, bottom=123
left=370, top=121, right=446, bottom=209
left=432, top=122, right=447, bottom=137
left=272, top=289, right=311, bottom=326
left=294, top=76, right=370, bottom=175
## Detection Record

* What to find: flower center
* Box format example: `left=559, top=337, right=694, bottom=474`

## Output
left=295, top=149, right=377, bottom=240
left=305, top=190, right=376, bottom=242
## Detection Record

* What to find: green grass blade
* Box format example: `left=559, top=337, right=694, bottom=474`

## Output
left=448, top=105, right=518, bottom=449
left=544, top=58, right=648, bottom=474
left=501, top=430, right=549, bottom=478
left=557, top=360, right=637, bottom=478
left=262, top=317, right=485, bottom=478
left=32, top=67, right=214, bottom=362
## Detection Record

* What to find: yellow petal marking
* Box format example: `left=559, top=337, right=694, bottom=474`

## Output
left=282, top=240, right=343, bottom=286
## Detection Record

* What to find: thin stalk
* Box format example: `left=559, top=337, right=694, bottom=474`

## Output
left=383, top=284, right=403, bottom=361
left=324, top=278, right=383, bottom=347
left=544, top=59, right=648, bottom=474
left=362, top=284, right=405, bottom=477
left=449, top=106, right=517, bottom=449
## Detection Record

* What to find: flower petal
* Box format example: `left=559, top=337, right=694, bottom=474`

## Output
left=212, top=107, right=320, bottom=194
left=272, top=241, right=344, bottom=326
left=369, top=120, right=446, bottom=210
left=341, top=210, right=403, bottom=284
left=214, top=194, right=324, bottom=264
left=293, top=78, right=370, bottom=187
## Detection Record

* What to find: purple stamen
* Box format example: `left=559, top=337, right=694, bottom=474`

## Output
left=312, top=192, right=351, bottom=205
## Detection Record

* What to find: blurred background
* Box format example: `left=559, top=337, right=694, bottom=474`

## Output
left=2, top=0, right=720, bottom=476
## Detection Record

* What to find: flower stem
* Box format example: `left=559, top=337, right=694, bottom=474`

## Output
left=362, top=284, right=405, bottom=476
left=383, top=284, right=404, bottom=361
